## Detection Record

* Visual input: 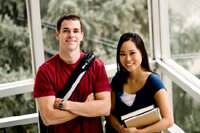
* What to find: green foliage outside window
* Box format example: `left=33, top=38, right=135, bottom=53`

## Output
left=0, top=0, right=200, bottom=132
left=41, top=0, right=149, bottom=64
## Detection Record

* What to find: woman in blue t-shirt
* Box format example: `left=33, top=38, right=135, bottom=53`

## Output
left=106, top=32, right=174, bottom=133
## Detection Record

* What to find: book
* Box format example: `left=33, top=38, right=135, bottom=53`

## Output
left=121, top=105, right=162, bottom=128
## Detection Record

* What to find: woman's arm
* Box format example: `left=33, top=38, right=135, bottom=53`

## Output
left=106, top=91, right=125, bottom=133
left=123, top=89, right=174, bottom=133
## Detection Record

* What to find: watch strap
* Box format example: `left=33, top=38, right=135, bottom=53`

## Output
left=59, top=99, right=65, bottom=110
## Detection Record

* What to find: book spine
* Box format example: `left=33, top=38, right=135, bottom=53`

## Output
left=121, top=120, right=127, bottom=128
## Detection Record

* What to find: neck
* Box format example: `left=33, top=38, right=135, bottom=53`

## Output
left=128, top=67, right=145, bottom=81
left=59, top=50, right=80, bottom=64
left=128, top=69, right=151, bottom=85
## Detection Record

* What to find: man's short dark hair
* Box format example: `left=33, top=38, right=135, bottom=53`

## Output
left=57, top=13, right=83, bottom=32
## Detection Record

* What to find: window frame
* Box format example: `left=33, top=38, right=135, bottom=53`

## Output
left=0, top=0, right=199, bottom=132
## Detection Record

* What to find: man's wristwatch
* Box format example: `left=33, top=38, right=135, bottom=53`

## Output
left=59, top=99, right=65, bottom=110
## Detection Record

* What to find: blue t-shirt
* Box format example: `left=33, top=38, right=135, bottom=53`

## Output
left=106, top=73, right=166, bottom=133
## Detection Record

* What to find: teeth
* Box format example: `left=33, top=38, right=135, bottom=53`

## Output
left=66, top=40, right=75, bottom=42
left=126, top=63, right=132, bottom=66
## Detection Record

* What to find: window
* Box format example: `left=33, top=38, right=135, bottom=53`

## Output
left=40, top=0, right=150, bottom=64
left=168, top=0, right=200, bottom=79
left=0, top=1, right=37, bottom=132
left=172, top=82, right=200, bottom=133
left=0, top=1, right=33, bottom=84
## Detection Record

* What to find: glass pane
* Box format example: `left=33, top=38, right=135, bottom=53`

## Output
left=3, top=123, right=38, bottom=133
left=172, top=82, right=200, bottom=133
left=0, top=92, right=36, bottom=118
left=168, top=0, right=200, bottom=79
left=0, top=0, right=33, bottom=84
left=40, top=0, right=150, bottom=65
left=172, top=58, right=200, bottom=79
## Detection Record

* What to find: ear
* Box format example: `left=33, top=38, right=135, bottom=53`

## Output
left=80, top=32, right=84, bottom=41
left=55, top=30, right=60, bottom=40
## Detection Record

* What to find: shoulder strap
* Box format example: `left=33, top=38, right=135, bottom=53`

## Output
left=56, top=54, right=96, bottom=99
left=39, top=54, right=95, bottom=133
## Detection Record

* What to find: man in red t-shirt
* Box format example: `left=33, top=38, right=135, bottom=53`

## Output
left=33, top=13, right=112, bottom=133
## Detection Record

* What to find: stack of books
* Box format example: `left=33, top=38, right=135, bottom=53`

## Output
left=121, top=105, right=162, bottom=128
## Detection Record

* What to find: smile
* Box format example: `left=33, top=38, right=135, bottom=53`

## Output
left=126, top=63, right=133, bottom=66
left=66, top=39, right=76, bottom=42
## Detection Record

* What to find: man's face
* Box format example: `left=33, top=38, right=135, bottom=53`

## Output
left=56, top=20, right=84, bottom=52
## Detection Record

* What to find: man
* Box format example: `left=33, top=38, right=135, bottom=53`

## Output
left=33, top=13, right=111, bottom=133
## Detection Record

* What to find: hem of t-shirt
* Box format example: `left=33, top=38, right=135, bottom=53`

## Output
left=94, top=86, right=112, bottom=93
left=33, top=93, right=55, bottom=98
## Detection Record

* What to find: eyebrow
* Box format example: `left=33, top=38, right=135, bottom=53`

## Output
left=62, top=27, right=81, bottom=31
left=120, top=50, right=135, bottom=52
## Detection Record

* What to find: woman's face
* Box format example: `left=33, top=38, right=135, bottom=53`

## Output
left=119, top=40, right=142, bottom=72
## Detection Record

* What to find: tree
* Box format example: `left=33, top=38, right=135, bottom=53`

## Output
left=169, top=1, right=200, bottom=132
left=42, top=0, right=149, bottom=64
left=0, top=0, right=37, bottom=132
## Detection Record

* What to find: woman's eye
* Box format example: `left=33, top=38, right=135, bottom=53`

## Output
left=130, top=52, right=135, bottom=55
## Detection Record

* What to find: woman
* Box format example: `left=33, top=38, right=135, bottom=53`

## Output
left=106, top=32, right=174, bottom=133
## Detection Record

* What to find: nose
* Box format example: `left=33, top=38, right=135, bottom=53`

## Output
left=69, top=31, right=75, bottom=38
left=126, top=55, right=131, bottom=61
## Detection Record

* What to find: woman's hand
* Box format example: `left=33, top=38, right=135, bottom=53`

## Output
left=123, top=127, right=139, bottom=133
left=118, top=125, right=126, bottom=133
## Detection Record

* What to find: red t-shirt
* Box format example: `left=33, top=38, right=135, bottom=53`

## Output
left=33, top=52, right=111, bottom=133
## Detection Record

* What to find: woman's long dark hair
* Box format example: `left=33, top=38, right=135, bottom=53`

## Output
left=116, top=32, right=153, bottom=83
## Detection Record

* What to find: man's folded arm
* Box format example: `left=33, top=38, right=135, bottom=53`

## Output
left=62, top=91, right=111, bottom=117
left=36, top=96, right=78, bottom=126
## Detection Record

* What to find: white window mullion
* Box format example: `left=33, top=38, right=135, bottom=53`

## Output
left=26, top=0, right=44, bottom=131
left=26, top=0, right=45, bottom=77
left=159, top=0, right=171, bottom=60
left=151, top=0, right=161, bottom=59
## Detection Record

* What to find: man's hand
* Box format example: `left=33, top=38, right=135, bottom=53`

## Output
left=85, top=92, right=95, bottom=102
left=53, top=91, right=110, bottom=117
left=36, top=96, right=78, bottom=126
left=64, top=91, right=111, bottom=117
left=54, top=98, right=63, bottom=109
left=54, top=92, right=95, bottom=109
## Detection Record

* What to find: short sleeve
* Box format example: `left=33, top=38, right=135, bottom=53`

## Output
left=33, top=64, right=55, bottom=98
left=93, top=59, right=112, bottom=93
left=149, top=73, right=166, bottom=95
left=110, top=72, right=123, bottom=93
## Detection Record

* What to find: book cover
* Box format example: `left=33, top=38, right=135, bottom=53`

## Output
left=121, top=105, right=162, bottom=128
